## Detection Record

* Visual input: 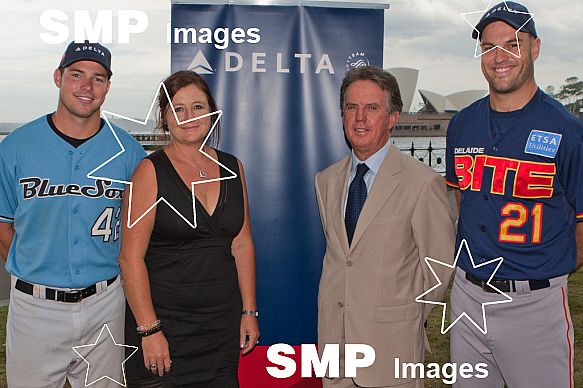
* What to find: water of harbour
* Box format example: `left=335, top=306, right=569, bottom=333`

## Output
left=0, top=133, right=446, bottom=173
left=1, top=134, right=446, bottom=151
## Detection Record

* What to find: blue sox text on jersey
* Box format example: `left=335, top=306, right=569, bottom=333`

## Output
left=20, top=177, right=123, bottom=200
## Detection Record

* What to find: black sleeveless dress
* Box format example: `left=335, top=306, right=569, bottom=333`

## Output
left=125, top=149, right=244, bottom=388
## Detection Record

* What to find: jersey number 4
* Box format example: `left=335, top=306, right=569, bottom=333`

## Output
left=498, top=202, right=543, bottom=244
left=91, top=207, right=121, bottom=242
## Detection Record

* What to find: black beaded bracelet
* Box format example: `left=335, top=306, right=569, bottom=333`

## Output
left=138, top=324, right=163, bottom=337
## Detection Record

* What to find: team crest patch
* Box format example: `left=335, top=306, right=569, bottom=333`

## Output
left=524, top=130, right=562, bottom=158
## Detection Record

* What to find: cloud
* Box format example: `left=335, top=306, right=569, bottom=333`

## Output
left=384, top=0, right=583, bottom=95
left=1, top=0, right=581, bottom=121
left=0, top=1, right=170, bottom=122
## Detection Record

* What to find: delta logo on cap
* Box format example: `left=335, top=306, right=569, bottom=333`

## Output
left=75, top=45, right=106, bottom=57
left=58, top=40, right=113, bottom=77
left=472, top=1, right=537, bottom=40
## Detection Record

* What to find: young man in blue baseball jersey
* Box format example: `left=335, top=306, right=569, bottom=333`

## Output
left=0, top=41, right=146, bottom=387
left=446, top=2, right=583, bottom=386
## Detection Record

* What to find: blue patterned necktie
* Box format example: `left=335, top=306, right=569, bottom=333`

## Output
left=345, top=163, right=369, bottom=246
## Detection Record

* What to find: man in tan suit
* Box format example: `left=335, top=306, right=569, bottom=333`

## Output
left=315, top=66, right=456, bottom=387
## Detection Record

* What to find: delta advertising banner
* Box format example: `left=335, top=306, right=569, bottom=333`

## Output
left=170, top=3, right=385, bottom=385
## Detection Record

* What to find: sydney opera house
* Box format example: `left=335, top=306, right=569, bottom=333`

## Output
left=388, top=67, right=487, bottom=137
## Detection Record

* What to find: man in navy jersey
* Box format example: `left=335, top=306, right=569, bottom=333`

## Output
left=0, top=41, right=145, bottom=387
left=446, top=2, right=583, bottom=386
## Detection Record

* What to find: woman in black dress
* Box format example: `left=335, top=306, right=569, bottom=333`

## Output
left=119, top=71, right=259, bottom=387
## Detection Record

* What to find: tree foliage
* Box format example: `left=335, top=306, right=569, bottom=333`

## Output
left=547, top=76, right=583, bottom=116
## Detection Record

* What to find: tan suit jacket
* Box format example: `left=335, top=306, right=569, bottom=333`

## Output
left=315, top=144, right=456, bottom=387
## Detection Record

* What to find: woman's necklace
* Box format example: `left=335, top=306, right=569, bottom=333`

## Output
left=170, top=145, right=208, bottom=178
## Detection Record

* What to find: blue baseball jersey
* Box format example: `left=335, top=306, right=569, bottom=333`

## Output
left=446, top=89, right=583, bottom=280
left=0, top=115, right=146, bottom=288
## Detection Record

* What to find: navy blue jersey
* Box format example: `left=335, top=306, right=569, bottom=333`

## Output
left=446, top=89, right=583, bottom=280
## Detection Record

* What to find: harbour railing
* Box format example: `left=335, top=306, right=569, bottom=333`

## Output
left=398, top=141, right=446, bottom=175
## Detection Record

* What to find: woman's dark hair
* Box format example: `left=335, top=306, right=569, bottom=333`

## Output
left=157, top=70, right=220, bottom=146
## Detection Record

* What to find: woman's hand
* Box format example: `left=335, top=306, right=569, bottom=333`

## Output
left=240, top=315, right=260, bottom=355
left=142, top=331, right=172, bottom=377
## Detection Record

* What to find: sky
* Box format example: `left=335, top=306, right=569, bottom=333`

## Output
left=384, top=0, right=583, bottom=109
left=0, top=0, right=581, bottom=122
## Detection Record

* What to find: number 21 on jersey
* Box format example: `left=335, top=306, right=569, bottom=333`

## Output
left=498, top=202, right=543, bottom=244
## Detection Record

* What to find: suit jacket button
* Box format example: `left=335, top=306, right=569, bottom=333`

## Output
left=346, top=260, right=353, bottom=267
left=337, top=302, right=344, bottom=308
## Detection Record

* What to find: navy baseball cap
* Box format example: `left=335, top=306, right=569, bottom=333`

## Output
left=58, top=40, right=112, bottom=77
left=472, top=1, right=537, bottom=40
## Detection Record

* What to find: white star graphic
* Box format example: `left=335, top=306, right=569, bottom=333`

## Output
left=461, top=0, right=535, bottom=58
left=86, top=82, right=238, bottom=229
left=415, top=239, right=512, bottom=334
left=72, top=323, right=139, bottom=387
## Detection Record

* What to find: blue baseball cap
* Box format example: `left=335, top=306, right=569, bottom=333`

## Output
left=58, top=40, right=112, bottom=77
left=472, top=1, right=537, bottom=40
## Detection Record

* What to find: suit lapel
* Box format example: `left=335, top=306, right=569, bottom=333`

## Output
left=331, top=156, right=352, bottom=255
left=349, top=144, right=402, bottom=251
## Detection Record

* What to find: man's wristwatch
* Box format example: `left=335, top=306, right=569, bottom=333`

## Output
left=242, top=309, right=259, bottom=317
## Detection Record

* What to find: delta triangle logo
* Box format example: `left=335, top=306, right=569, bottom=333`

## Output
left=188, top=50, right=214, bottom=74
